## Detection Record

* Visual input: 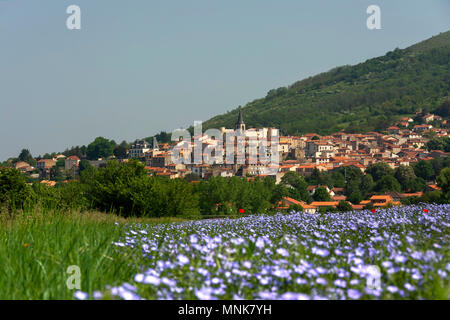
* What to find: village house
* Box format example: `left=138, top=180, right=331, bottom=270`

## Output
left=369, top=195, right=401, bottom=207
left=65, top=155, right=80, bottom=171
left=14, top=161, right=34, bottom=173
left=128, top=139, right=150, bottom=159
left=36, top=159, right=56, bottom=170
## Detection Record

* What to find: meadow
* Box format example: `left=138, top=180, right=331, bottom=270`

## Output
left=2, top=204, right=446, bottom=300
left=0, top=209, right=184, bottom=299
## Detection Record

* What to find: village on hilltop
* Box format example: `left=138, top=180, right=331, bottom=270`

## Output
left=7, top=109, right=449, bottom=214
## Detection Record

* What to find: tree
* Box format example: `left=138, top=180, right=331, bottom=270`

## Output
left=444, top=139, right=450, bottom=153
left=344, top=166, right=364, bottom=198
left=360, top=174, right=375, bottom=196
left=309, top=168, right=333, bottom=186
left=288, top=203, right=303, bottom=213
left=426, top=138, right=444, bottom=151
left=280, top=171, right=310, bottom=202
left=366, top=163, right=394, bottom=182
left=348, top=191, right=363, bottom=204
left=0, top=168, right=33, bottom=210
left=330, top=171, right=346, bottom=188
left=375, top=175, right=401, bottom=193
left=42, top=153, right=56, bottom=159
left=431, top=158, right=443, bottom=176
left=318, top=206, right=335, bottom=214
left=336, top=201, right=353, bottom=212
left=434, top=100, right=450, bottom=118
left=64, top=146, right=87, bottom=159
left=437, top=167, right=450, bottom=201
left=86, top=137, right=116, bottom=160
left=423, top=130, right=437, bottom=140
left=56, top=158, right=65, bottom=168
left=78, top=159, right=92, bottom=174
left=82, top=160, right=199, bottom=217
left=409, top=177, right=426, bottom=192
left=313, top=187, right=331, bottom=201
left=263, top=177, right=287, bottom=205
left=184, top=173, right=201, bottom=182
left=394, top=165, right=417, bottom=191
left=421, top=191, right=444, bottom=204
left=414, top=160, right=434, bottom=181
left=18, top=149, right=36, bottom=166
left=113, top=143, right=128, bottom=159
left=155, top=131, right=171, bottom=143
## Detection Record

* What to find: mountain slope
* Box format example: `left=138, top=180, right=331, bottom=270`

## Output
left=203, top=31, right=450, bottom=135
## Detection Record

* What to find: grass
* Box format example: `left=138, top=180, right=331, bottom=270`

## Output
left=0, top=205, right=448, bottom=300
left=0, top=209, right=178, bottom=300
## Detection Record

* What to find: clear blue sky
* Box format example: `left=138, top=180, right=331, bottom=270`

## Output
left=0, top=0, right=449, bottom=161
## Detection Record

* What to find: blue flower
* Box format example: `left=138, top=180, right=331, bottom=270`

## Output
left=347, top=289, right=362, bottom=300
left=177, top=254, right=189, bottom=265
left=74, top=291, right=89, bottom=300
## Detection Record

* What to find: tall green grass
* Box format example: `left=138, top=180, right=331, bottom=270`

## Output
left=0, top=209, right=153, bottom=299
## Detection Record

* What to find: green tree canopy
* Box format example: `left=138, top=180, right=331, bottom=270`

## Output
left=113, top=143, right=128, bottom=159
left=394, top=165, right=417, bottom=191
left=280, top=171, right=310, bottom=202
left=434, top=100, right=450, bottom=118
left=366, top=163, right=395, bottom=182
left=348, top=191, right=363, bottom=204
left=86, top=137, right=117, bottom=160
left=313, top=187, right=331, bottom=202
left=18, top=149, right=36, bottom=167
left=437, top=167, right=450, bottom=201
left=375, top=175, right=401, bottom=193
left=0, top=168, right=33, bottom=210
left=336, top=200, right=353, bottom=212
left=82, top=160, right=199, bottom=217
left=414, top=160, right=435, bottom=181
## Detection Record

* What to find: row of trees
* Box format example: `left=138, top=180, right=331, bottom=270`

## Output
left=0, top=161, right=285, bottom=217
left=1, top=158, right=449, bottom=217
left=41, top=131, right=171, bottom=161
left=63, top=137, right=128, bottom=160
left=280, top=158, right=450, bottom=205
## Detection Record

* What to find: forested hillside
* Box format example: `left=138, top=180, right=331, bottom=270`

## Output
left=203, top=31, right=450, bottom=135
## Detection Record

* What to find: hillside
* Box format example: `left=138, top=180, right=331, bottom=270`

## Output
left=203, top=31, right=450, bottom=135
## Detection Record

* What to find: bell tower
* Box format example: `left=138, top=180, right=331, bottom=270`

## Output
left=235, top=109, right=246, bottom=132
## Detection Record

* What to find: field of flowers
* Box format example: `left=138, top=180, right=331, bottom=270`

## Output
left=76, top=204, right=450, bottom=300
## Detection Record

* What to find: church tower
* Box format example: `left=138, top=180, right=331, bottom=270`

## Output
left=153, top=136, right=159, bottom=150
left=235, top=109, right=246, bottom=132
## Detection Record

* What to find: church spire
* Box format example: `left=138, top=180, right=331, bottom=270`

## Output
left=237, top=109, right=244, bottom=124
left=235, top=108, right=246, bottom=132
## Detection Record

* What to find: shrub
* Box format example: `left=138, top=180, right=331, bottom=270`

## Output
left=363, top=202, right=375, bottom=210
left=81, top=160, right=199, bottom=217
left=288, top=204, right=303, bottom=213
left=336, top=201, right=353, bottom=212
left=437, top=167, right=450, bottom=202
left=318, top=206, right=336, bottom=214
left=0, top=168, right=33, bottom=211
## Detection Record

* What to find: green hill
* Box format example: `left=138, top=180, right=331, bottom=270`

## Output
left=203, top=31, right=450, bottom=135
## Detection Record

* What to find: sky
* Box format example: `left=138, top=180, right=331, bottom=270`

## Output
left=0, top=0, right=449, bottom=161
